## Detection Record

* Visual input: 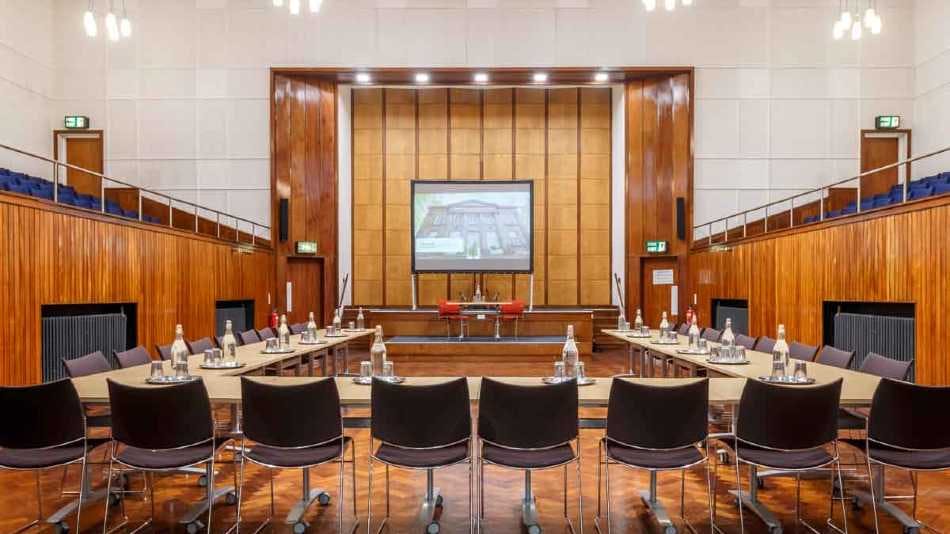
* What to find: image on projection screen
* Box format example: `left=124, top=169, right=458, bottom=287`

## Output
left=411, top=180, right=534, bottom=273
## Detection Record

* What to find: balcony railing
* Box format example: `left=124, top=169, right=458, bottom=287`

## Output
left=0, top=142, right=271, bottom=248
left=692, top=145, right=950, bottom=248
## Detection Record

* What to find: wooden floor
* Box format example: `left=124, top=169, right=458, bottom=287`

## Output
left=2, top=348, right=948, bottom=533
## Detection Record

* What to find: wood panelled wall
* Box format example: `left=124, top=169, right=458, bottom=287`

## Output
left=352, top=87, right=612, bottom=307
left=272, top=74, right=338, bottom=320
left=687, top=198, right=950, bottom=385
left=0, top=195, right=274, bottom=385
left=625, top=74, right=693, bottom=320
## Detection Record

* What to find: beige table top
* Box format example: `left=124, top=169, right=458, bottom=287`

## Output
left=602, top=329, right=880, bottom=406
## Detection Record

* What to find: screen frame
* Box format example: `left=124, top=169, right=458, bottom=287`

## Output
left=410, top=179, right=535, bottom=274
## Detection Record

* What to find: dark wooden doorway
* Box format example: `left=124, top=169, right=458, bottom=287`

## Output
left=640, top=257, right=679, bottom=328
left=53, top=131, right=104, bottom=198
left=860, top=130, right=911, bottom=198
left=286, top=257, right=324, bottom=326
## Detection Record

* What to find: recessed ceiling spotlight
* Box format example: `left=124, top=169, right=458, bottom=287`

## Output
left=355, top=72, right=372, bottom=84
left=532, top=72, right=548, bottom=83
left=594, top=72, right=610, bottom=83
left=415, top=72, right=430, bottom=84
left=473, top=72, right=489, bottom=83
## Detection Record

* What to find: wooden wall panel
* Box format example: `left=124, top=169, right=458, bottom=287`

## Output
left=0, top=195, right=275, bottom=385
left=687, top=199, right=950, bottom=385
left=351, top=87, right=612, bottom=307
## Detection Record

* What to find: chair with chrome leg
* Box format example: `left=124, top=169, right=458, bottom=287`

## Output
left=368, top=377, right=473, bottom=534
left=844, top=378, right=950, bottom=534
left=752, top=336, right=776, bottom=354
left=815, top=346, right=855, bottom=369
left=729, top=378, right=848, bottom=534
left=102, top=378, right=238, bottom=534
left=0, top=379, right=110, bottom=534
left=477, top=377, right=582, bottom=534
left=789, top=341, right=819, bottom=362
left=595, top=378, right=713, bottom=534
left=257, top=327, right=276, bottom=340
left=438, top=300, right=469, bottom=339
left=188, top=337, right=214, bottom=355
left=240, top=330, right=262, bottom=345
left=155, top=343, right=173, bottom=361
left=114, top=346, right=152, bottom=369
left=237, top=377, right=358, bottom=534
left=702, top=328, right=722, bottom=343
left=735, top=334, right=757, bottom=351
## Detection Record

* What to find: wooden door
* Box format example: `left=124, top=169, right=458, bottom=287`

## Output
left=286, top=258, right=324, bottom=326
left=640, top=257, right=679, bottom=328
left=54, top=134, right=104, bottom=197
left=860, top=136, right=899, bottom=198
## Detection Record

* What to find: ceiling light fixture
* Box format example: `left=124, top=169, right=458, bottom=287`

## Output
left=289, top=0, right=300, bottom=15
left=833, top=0, right=882, bottom=41
left=273, top=0, right=284, bottom=5
left=473, top=72, right=489, bottom=83
left=309, top=0, right=322, bottom=13
left=82, top=0, right=133, bottom=41
left=355, top=72, right=372, bottom=84
left=664, top=0, right=676, bottom=11
left=642, top=0, right=657, bottom=11
left=83, top=3, right=98, bottom=37
left=415, top=72, right=430, bottom=84
left=643, top=0, right=693, bottom=12
left=532, top=72, right=548, bottom=83
left=105, top=2, right=119, bottom=42
left=120, top=0, right=132, bottom=38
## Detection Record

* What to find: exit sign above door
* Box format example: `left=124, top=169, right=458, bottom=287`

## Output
left=645, top=240, right=668, bottom=254
left=64, top=116, right=90, bottom=129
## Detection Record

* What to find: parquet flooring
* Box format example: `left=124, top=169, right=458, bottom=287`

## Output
left=1, top=348, right=948, bottom=533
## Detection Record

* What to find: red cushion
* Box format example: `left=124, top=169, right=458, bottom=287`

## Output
left=500, top=300, right=524, bottom=315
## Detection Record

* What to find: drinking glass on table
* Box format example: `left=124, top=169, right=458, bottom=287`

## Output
left=203, top=349, right=214, bottom=365
left=771, top=353, right=785, bottom=379
left=576, top=361, right=586, bottom=381
left=360, top=361, right=372, bottom=379
left=150, top=361, right=164, bottom=379
left=554, top=361, right=565, bottom=381
left=794, top=361, right=808, bottom=381
left=735, top=346, right=746, bottom=362
left=383, top=361, right=394, bottom=378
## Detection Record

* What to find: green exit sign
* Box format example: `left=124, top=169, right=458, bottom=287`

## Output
left=295, top=241, right=318, bottom=254
left=64, top=115, right=89, bottom=129
left=646, top=240, right=668, bottom=254
left=875, top=115, right=900, bottom=129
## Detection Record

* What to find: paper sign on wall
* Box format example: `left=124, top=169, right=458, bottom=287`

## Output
left=286, top=282, right=293, bottom=313
left=652, top=269, right=675, bottom=285
left=671, top=285, right=679, bottom=316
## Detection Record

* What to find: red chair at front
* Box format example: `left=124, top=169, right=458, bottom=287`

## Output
left=499, top=300, right=525, bottom=338
left=438, top=300, right=468, bottom=339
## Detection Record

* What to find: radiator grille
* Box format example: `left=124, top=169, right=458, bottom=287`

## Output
left=42, top=313, right=127, bottom=382
left=833, top=312, right=915, bottom=380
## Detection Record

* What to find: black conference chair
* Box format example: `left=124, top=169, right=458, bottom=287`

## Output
left=258, top=327, right=276, bottom=340
left=63, top=350, right=112, bottom=378
left=102, top=378, right=237, bottom=534
left=188, top=338, right=214, bottom=355
left=595, top=378, right=713, bottom=534
left=114, top=346, right=152, bottom=369
left=789, top=341, right=819, bottom=362
left=368, top=377, right=472, bottom=534
left=730, top=379, right=848, bottom=534
left=860, top=352, right=913, bottom=381
left=846, top=379, right=950, bottom=534
left=752, top=336, right=776, bottom=354
left=478, top=378, right=582, bottom=534
left=238, top=377, right=357, bottom=533
left=815, top=345, right=855, bottom=369
left=155, top=343, right=172, bottom=361
left=676, top=323, right=690, bottom=336
left=240, top=330, right=262, bottom=345
left=290, top=323, right=308, bottom=335
left=702, top=328, right=722, bottom=342
left=0, top=380, right=103, bottom=534
left=735, top=334, right=757, bottom=351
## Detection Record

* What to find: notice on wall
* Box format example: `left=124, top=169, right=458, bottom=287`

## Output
left=286, top=282, right=293, bottom=313
left=671, top=285, right=679, bottom=316
left=652, top=269, right=675, bottom=285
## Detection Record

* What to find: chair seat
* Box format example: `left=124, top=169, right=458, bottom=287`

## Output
left=842, top=440, right=950, bottom=470
left=736, top=443, right=832, bottom=470
left=247, top=437, right=349, bottom=468
left=606, top=441, right=704, bottom=470
left=482, top=442, right=575, bottom=469
left=116, top=442, right=215, bottom=470
left=374, top=441, right=469, bottom=468
left=0, top=444, right=86, bottom=469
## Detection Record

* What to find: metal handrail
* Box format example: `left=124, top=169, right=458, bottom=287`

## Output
left=693, top=145, right=950, bottom=245
left=0, top=142, right=270, bottom=247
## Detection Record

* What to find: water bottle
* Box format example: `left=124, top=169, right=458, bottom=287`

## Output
left=721, top=318, right=736, bottom=346
left=356, top=307, right=365, bottom=330
left=222, top=320, right=237, bottom=360
left=170, top=324, right=190, bottom=373
left=332, top=308, right=342, bottom=333
left=659, top=311, right=670, bottom=339
left=561, top=325, right=579, bottom=378
left=634, top=308, right=644, bottom=331
left=278, top=314, right=291, bottom=347
left=370, top=325, right=387, bottom=376
left=617, top=312, right=626, bottom=331
left=688, top=316, right=701, bottom=348
left=306, top=311, right=318, bottom=338
left=773, top=324, right=790, bottom=375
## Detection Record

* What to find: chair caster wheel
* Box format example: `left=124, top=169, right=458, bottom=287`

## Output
left=197, top=475, right=208, bottom=487
left=225, top=490, right=239, bottom=505
left=186, top=520, right=205, bottom=534
left=526, top=524, right=542, bottom=534
left=293, top=520, right=309, bottom=534
left=426, top=522, right=440, bottom=534
left=54, top=521, right=70, bottom=534
left=318, top=491, right=331, bottom=505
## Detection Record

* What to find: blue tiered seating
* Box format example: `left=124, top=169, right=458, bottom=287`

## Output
left=798, top=171, right=950, bottom=225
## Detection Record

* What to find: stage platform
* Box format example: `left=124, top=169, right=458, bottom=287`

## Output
left=385, top=334, right=573, bottom=362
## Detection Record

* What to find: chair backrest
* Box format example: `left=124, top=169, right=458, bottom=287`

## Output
left=0, top=379, right=86, bottom=450
left=860, top=352, right=913, bottom=381
left=114, top=346, right=152, bottom=368
left=289, top=323, right=307, bottom=335
left=735, top=334, right=757, bottom=350
left=257, top=327, right=276, bottom=340
left=815, top=345, right=855, bottom=369
left=736, top=378, right=842, bottom=451
left=63, top=350, right=112, bottom=378
left=478, top=377, right=578, bottom=449
left=607, top=378, right=708, bottom=450
left=676, top=323, right=690, bottom=335
left=371, top=377, right=471, bottom=449
left=240, top=330, right=262, bottom=345
left=753, top=336, right=776, bottom=353
left=438, top=300, right=461, bottom=317
left=702, top=328, right=722, bottom=342
left=500, top=300, right=524, bottom=315
left=155, top=343, right=172, bottom=361
left=241, top=377, right=342, bottom=448
left=789, top=341, right=819, bottom=361
left=868, top=379, right=950, bottom=450
left=107, top=378, right=213, bottom=450
left=188, top=337, right=214, bottom=354
left=216, top=334, right=244, bottom=349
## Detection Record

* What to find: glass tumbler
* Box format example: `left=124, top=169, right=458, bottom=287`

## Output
left=794, top=361, right=808, bottom=381
left=360, top=361, right=372, bottom=379
left=150, top=361, right=164, bottom=379
left=554, top=361, right=565, bottom=380
left=382, top=361, right=394, bottom=378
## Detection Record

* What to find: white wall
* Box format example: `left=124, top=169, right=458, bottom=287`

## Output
left=4, top=0, right=927, bottom=229
left=0, top=0, right=55, bottom=178
left=913, top=0, right=950, bottom=178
